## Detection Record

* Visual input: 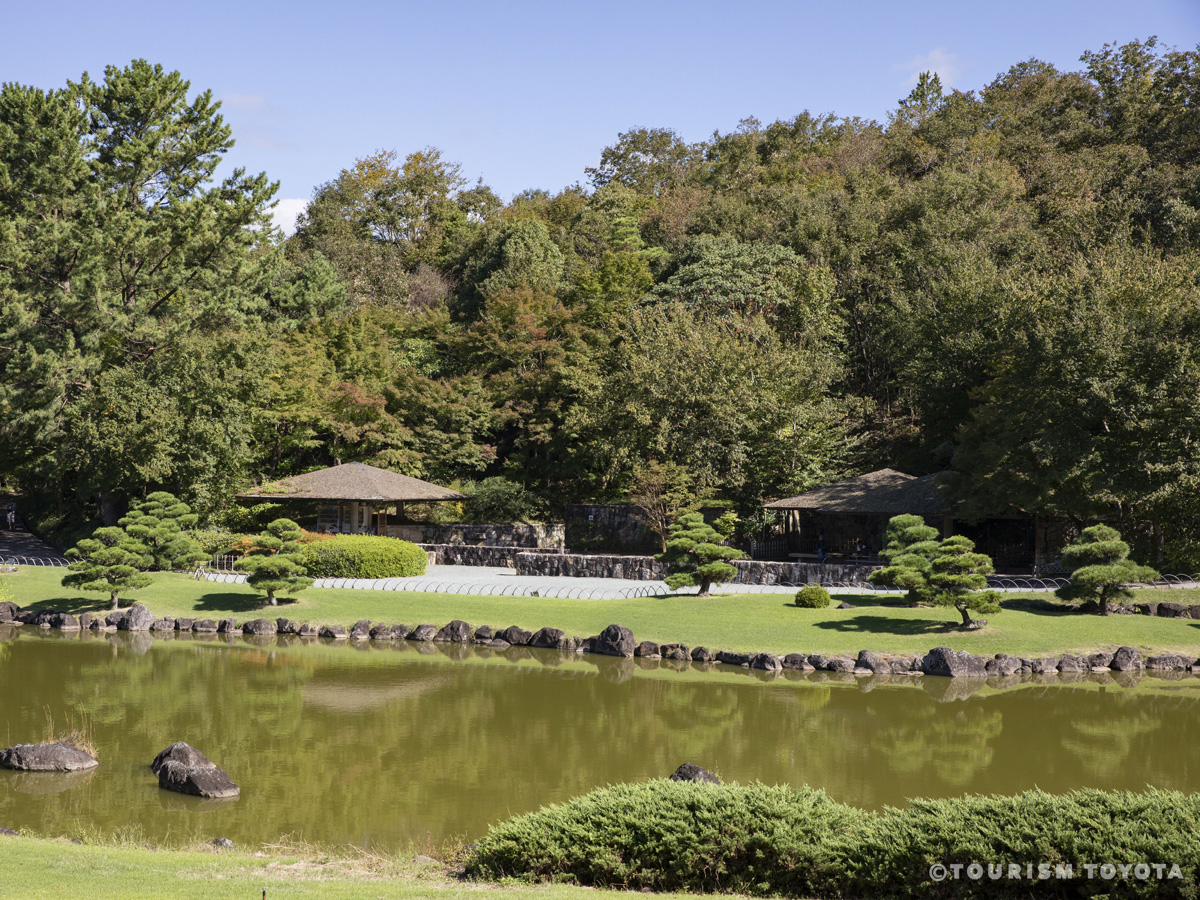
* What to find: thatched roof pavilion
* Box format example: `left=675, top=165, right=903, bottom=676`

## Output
left=238, top=462, right=466, bottom=534
left=765, top=469, right=949, bottom=516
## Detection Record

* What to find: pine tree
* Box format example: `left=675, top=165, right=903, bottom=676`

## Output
left=929, top=535, right=1002, bottom=628
left=62, top=527, right=153, bottom=609
left=1056, top=525, right=1158, bottom=615
left=235, top=518, right=312, bottom=606
left=119, top=492, right=207, bottom=571
left=868, top=514, right=942, bottom=603
left=657, top=512, right=743, bottom=596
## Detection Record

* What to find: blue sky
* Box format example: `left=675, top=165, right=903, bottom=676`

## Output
left=5, top=0, right=1199, bottom=233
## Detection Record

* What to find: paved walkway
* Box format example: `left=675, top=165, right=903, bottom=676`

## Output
left=0, top=526, right=68, bottom=564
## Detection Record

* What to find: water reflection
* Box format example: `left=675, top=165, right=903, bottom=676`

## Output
left=0, top=627, right=1197, bottom=850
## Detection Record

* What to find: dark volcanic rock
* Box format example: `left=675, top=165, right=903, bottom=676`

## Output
left=486, top=638, right=511, bottom=650
left=350, top=620, right=371, bottom=639
left=117, top=604, right=155, bottom=631
left=408, top=624, right=437, bottom=642
left=1158, top=602, right=1188, bottom=619
left=217, top=618, right=238, bottom=634
left=783, top=653, right=813, bottom=670
left=369, top=624, right=394, bottom=640
left=750, top=652, right=782, bottom=672
left=192, top=619, right=218, bottom=633
left=669, top=762, right=720, bottom=784
left=275, top=618, right=298, bottom=635
left=690, top=646, right=715, bottom=663
left=1057, top=655, right=1087, bottom=673
left=297, top=623, right=319, bottom=637
left=390, top=624, right=411, bottom=640
left=150, top=617, right=175, bottom=633
left=593, top=624, right=636, bottom=658
left=474, top=625, right=494, bottom=642
left=1087, top=650, right=1115, bottom=669
left=807, top=654, right=829, bottom=670
left=922, top=647, right=987, bottom=678
left=1029, top=656, right=1060, bottom=675
left=1111, top=646, right=1144, bottom=671
left=826, top=657, right=856, bottom=673
left=174, top=617, right=196, bottom=632
left=50, top=613, right=81, bottom=631
left=435, top=620, right=472, bottom=643
left=529, top=626, right=569, bottom=650
left=498, top=625, right=532, bottom=646
left=0, top=743, right=98, bottom=772
left=855, top=650, right=887, bottom=673
left=660, top=643, right=690, bottom=661
left=890, top=658, right=920, bottom=675
left=837, top=601, right=856, bottom=609
left=151, top=742, right=238, bottom=800
left=0, top=601, right=18, bottom=623
left=635, top=640, right=661, bottom=658
left=242, top=619, right=276, bottom=636
left=319, top=625, right=348, bottom=640
left=77, top=612, right=94, bottom=631
left=1146, top=654, right=1189, bottom=670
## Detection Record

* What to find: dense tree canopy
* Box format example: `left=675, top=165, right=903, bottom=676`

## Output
left=4, top=39, right=1200, bottom=565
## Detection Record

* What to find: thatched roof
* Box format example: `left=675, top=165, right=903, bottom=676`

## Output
left=765, top=469, right=949, bottom=515
left=237, top=462, right=467, bottom=503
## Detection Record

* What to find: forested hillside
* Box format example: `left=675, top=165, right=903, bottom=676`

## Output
left=2, top=41, right=1199, bottom=565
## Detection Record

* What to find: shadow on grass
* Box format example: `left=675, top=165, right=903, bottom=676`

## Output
left=996, top=596, right=1077, bottom=616
left=812, top=614, right=961, bottom=637
left=194, top=591, right=275, bottom=614
left=21, top=595, right=111, bottom=614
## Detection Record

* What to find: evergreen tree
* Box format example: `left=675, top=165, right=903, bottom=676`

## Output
left=62, top=527, right=153, bottom=609
left=119, top=491, right=207, bottom=571
left=929, top=535, right=1002, bottom=628
left=235, top=518, right=312, bottom=606
left=1056, top=525, right=1158, bottom=615
left=657, top=512, right=743, bottom=596
left=868, top=514, right=942, bottom=603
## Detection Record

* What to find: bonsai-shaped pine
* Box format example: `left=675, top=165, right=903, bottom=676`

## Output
left=656, top=512, right=743, bottom=597
left=868, top=514, right=942, bottom=603
left=62, top=527, right=154, bottom=610
left=1055, top=525, right=1158, bottom=616
left=119, top=491, right=207, bottom=572
left=928, top=535, right=1002, bottom=628
left=234, top=518, right=313, bottom=606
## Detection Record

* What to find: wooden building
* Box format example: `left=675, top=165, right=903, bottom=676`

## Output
left=237, top=462, right=466, bottom=536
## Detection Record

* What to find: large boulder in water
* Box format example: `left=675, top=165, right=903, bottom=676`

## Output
left=241, top=619, right=276, bottom=636
left=921, top=647, right=986, bottom=678
left=0, top=601, right=19, bottom=623
left=593, top=624, right=635, bottom=658
left=151, top=742, right=239, bottom=800
left=529, top=627, right=570, bottom=650
left=1111, top=646, right=1144, bottom=671
left=118, top=604, right=155, bottom=631
left=498, top=625, right=532, bottom=646
left=669, top=762, right=720, bottom=784
left=0, top=742, right=98, bottom=772
left=434, top=620, right=472, bottom=643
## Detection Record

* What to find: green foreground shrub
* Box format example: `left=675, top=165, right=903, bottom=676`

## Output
left=794, top=584, right=831, bottom=608
left=468, top=781, right=1200, bottom=899
left=300, top=535, right=427, bottom=579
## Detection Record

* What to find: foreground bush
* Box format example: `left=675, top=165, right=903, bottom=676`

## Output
left=467, top=780, right=867, bottom=895
left=794, top=584, right=831, bottom=608
left=300, top=535, right=427, bottom=579
left=468, top=781, right=1200, bottom=898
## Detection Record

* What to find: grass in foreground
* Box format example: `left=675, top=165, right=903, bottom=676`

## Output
left=0, top=833, right=678, bottom=900
left=4, top=566, right=1200, bottom=660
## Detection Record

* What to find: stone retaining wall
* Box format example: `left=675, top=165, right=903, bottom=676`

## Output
left=419, top=544, right=532, bottom=568
left=513, top=552, right=877, bottom=585
left=394, top=523, right=564, bottom=549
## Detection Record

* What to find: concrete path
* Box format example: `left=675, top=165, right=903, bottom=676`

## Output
left=0, top=526, right=68, bottom=564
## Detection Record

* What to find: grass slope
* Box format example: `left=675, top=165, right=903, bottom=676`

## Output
left=0, top=835, right=668, bottom=900
left=4, top=567, right=1200, bottom=659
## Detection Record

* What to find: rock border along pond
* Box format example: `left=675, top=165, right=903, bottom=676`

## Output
left=3, top=600, right=1200, bottom=683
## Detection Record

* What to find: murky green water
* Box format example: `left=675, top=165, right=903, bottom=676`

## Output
left=1, top=627, right=1198, bottom=850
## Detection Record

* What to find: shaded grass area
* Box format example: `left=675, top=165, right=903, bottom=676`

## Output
left=0, top=834, right=670, bottom=900
left=4, top=566, right=1200, bottom=659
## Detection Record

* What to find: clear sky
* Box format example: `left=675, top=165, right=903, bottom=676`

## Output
left=5, top=0, right=1199, bottom=233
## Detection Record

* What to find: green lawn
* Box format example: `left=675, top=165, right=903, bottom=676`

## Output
left=5, top=566, right=1200, bottom=660
left=0, top=834, right=675, bottom=900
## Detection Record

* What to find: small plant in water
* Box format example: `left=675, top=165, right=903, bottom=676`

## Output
left=42, top=707, right=97, bottom=757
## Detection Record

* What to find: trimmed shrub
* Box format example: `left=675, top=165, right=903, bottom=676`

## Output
left=187, top=529, right=240, bottom=557
left=468, top=781, right=1200, bottom=898
left=300, top=535, right=427, bottom=579
left=794, top=584, right=831, bottom=608
left=468, top=780, right=867, bottom=896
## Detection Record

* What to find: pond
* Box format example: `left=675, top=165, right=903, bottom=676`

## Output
left=1, top=627, right=1198, bottom=851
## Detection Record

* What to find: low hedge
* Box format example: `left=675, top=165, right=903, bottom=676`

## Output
left=467, top=781, right=1200, bottom=898
left=794, top=584, right=831, bottom=608
left=300, top=535, right=427, bottom=579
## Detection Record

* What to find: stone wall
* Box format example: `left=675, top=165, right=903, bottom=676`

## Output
left=392, top=523, right=564, bottom=549
left=420, top=543, right=556, bottom=568
left=514, top=551, right=877, bottom=585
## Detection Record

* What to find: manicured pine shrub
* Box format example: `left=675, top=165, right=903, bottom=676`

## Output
left=794, top=584, right=832, bottom=608
left=300, top=534, right=428, bottom=579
